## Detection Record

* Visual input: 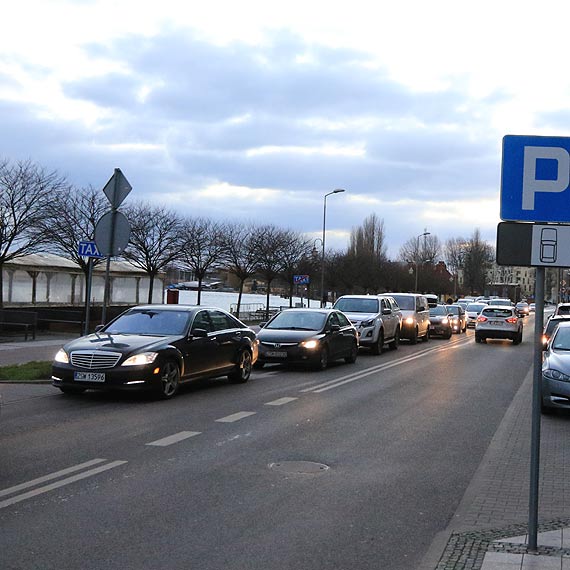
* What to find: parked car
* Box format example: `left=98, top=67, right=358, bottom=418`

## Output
left=333, top=294, right=401, bottom=354
left=428, top=305, right=452, bottom=339
left=387, top=293, right=430, bottom=344
left=465, top=302, right=487, bottom=328
left=542, top=315, right=570, bottom=347
left=475, top=305, right=523, bottom=344
left=255, top=308, right=358, bottom=370
left=515, top=301, right=530, bottom=317
left=541, top=321, right=570, bottom=413
left=52, top=305, right=258, bottom=399
left=445, top=304, right=467, bottom=333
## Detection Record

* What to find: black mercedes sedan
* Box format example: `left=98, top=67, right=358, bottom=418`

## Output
left=52, top=305, right=258, bottom=399
left=255, top=308, right=358, bottom=370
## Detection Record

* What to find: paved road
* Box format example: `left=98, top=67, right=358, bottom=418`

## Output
left=0, top=325, right=533, bottom=570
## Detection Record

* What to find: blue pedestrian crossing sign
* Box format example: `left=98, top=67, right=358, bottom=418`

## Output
left=78, top=240, right=104, bottom=258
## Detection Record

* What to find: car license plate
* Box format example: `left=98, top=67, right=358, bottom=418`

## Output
left=74, top=371, right=105, bottom=382
left=490, top=321, right=503, bottom=326
left=266, top=351, right=287, bottom=358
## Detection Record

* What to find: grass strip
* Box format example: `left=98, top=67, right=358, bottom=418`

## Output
left=0, top=361, right=52, bottom=381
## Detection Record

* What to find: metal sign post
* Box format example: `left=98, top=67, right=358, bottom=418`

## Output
left=95, top=169, right=132, bottom=325
left=78, top=241, right=103, bottom=336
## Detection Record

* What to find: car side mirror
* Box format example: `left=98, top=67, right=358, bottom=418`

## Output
left=330, top=324, right=341, bottom=332
left=94, top=324, right=105, bottom=333
left=382, top=308, right=391, bottom=315
left=191, top=328, right=208, bottom=338
left=259, top=322, right=267, bottom=328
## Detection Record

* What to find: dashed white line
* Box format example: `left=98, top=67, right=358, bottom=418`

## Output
left=265, top=397, right=298, bottom=406
left=0, top=460, right=128, bottom=510
left=215, top=411, right=256, bottom=423
left=146, top=431, right=201, bottom=447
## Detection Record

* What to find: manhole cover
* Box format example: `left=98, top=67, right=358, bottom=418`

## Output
left=269, top=461, right=330, bottom=474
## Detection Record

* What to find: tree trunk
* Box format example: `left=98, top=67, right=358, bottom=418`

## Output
left=197, top=275, right=203, bottom=305
left=265, top=282, right=271, bottom=321
left=0, top=263, right=4, bottom=308
left=147, top=273, right=155, bottom=303
left=236, top=281, right=244, bottom=318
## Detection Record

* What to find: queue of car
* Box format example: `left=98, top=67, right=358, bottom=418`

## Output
left=50, top=294, right=538, bottom=401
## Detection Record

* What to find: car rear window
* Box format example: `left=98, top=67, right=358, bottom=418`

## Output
left=557, top=305, right=570, bottom=315
left=466, top=303, right=486, bottom=312
left=482, top=308, right=513, bottom=318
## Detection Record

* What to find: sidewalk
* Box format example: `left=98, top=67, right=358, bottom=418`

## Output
left=422, top=365, right=570, bottom=569
left=0, top=333, right=75, bottom=368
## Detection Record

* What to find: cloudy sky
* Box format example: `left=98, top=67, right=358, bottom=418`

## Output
left=1, top=0, right=569, bottom=258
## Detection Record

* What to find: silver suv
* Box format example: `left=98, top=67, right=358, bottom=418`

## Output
left=386, top=293, right=430, bottom=344
left=333, top=295, right=402, bottom=354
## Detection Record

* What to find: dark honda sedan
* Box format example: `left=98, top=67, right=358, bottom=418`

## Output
left=255, top=308, right=358, bottom=370
left=52, top=305, right=258, bottom=399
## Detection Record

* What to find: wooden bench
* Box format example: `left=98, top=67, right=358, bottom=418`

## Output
left=0, top=310, right=38, bottom=340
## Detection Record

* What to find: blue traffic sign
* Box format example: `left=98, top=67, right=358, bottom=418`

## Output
left=78, top=240, right=104, bottom=258
left=293, top=275, right=310, bottom=285
left=501, top=135, right=570, bottom=223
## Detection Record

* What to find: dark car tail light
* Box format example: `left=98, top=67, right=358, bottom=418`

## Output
left=506, top=317, right=518, bottom=324
left=477, top=316, right=488, bottom=322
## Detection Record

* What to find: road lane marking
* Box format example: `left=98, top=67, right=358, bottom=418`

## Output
left=0, top=458, right=108, bottom=498
left=0, top=460, right=127, bottom=510
left=215, top=411, right=256, bottom=423
left=265, top=397, right=298, bottom=406
left=146, top=431, right=201, bottom=447
left=303, top=336, right=472, bottom=394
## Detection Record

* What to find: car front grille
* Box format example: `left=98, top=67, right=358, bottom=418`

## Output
left=261, top=342, right=298, bottom=348
left=70, top=351, right=122, bottom=369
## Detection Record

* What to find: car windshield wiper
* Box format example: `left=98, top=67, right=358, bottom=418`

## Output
left=553, top=346, right=570, bottom=351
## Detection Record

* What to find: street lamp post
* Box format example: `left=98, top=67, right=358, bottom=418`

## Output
left=321, top=189, right=345, bottom=307
left=415, top=231, right=430, bottom=292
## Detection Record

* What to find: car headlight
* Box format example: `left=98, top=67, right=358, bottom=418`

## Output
left=54, top=349, right=69, bottom=364
left=361, top=318, right=375, bottom=327
left=543, top=368, right=570, bottom=382
left=121, top=352, right=159, bottom=366
left=300, top=340, right=319, bottom=349
left=405, top=317, right=414, bottom=325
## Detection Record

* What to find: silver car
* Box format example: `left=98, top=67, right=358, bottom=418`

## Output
left=541, top=321, right=570, bottom=413
left=465, top=302, right=487, bottom=328
left=475, top=305, right=523, bottom=344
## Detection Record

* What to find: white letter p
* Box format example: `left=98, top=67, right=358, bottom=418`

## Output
left=522, top=146, right=570, bottom=210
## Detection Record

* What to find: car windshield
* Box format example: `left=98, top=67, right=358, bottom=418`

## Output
left=557, top=305, right=570, bottom=315
left=334, top=298, right=379, bottom=313
left=482, top=308, right=513, bottom=318
left=104, top=309, right=191, bottom=335
left=446, top=306, right=460, bottom=315
left=390, top=295, right=415, bottom=310
left=265, top=311, right=326, bottom=331
left=552, top=327, right=570, bottom=350
left=489, top=299, right=511, bottom=306
left=545, top=319, right=568, bottom=337
left=429, top=306, right=447, bottom=316
left=466, top=303, right=486, bottom=312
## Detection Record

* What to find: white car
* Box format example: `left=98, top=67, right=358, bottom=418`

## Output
left=465, top=302, right=487, bottom=328
left=475, top=305, right=523, bottom=345
left=333, top=294, right=402, bottom=354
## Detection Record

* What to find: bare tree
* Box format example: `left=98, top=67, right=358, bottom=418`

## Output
left=279, top=230, right=313, bottom=307
left=399, top=233, right=441, bottom=265
left=0, top=159, right=67, bottom=306
left=180, top=217, right=226, bottom=305
left=253, top=225, right=290, bottom=320
left=41, top=185, right=109, bottom=277
left=123, top=203, right=184, bottom=303
left=463, top=229, right=494, bottom=295
left=221, top=222, right=261, bottom=318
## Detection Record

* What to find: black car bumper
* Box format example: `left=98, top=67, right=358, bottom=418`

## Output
left=52, top=363, right=161, bottom=392
left=257, top=344, right=321, bottom=367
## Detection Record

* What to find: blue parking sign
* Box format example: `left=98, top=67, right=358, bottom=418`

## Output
left=501, top=135, right=570, bottom=223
